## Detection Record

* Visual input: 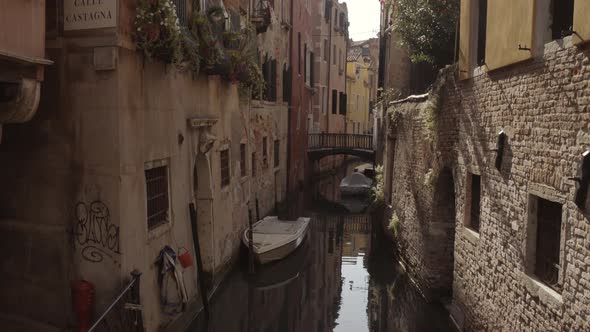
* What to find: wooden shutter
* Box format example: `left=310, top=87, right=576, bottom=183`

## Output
left=573, top=0, right=590, bottom=45
left=485, top=0, right=534, bottom=71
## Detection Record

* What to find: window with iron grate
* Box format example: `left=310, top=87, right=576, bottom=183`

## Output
left=145, top=166, right=170, bottom=229
left=240, top=144, right=247, bottom=177
left=220, top=149, right=230, bottom=187
left=551, top=0, right=574, bottom=40
left=274, top=140, right=280, bottom=168
left=534, top=197, right=563, bottom=292
left=464, top=173, right=481, bottom=232
left=171, top=0, right=187, bottom=26
left=262, top=137, right=268, bottom=168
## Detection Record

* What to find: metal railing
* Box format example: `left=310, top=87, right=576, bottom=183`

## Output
left=308, top=133, right=374, bottom=151
left=88, top=270, right=143, bottom=332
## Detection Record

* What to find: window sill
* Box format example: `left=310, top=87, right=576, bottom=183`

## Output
left=542, top=36, right=575, bottom=57
left=274, top=167, right=280, bottom=173
left=462, top=227, right=480, bottom=244
left=148, top=221, right=172, bottom=241
left=520, top=273, right=563, bottom=309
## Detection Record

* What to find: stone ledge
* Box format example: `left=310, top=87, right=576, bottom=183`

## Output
left=520, top=272, right=564, bottom=309
left=462, top=227, right=480, bottom=244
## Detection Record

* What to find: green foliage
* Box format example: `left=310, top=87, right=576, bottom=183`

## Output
left=388, top=211, right=400, bottom=238
left=423, top=168, right=436, bottom=188
left=179, top=29, right=201, bottom=74
left=134, top=0, right=183, bottom=64
left=392, top=0, right=459, bottom=66
left=190, top=10, right=265, bottom=97
left=371, top=165, right=385, bottom=210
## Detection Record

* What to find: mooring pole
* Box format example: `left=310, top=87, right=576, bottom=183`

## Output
left=188, top=203, right=210, bottom=320
left=255, top=197, right=260, bottom=221
left=248, top=209, right=255, bottom=274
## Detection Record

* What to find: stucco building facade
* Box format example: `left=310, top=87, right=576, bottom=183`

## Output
left=346, top=45, right=372, bottom=135
left=0, top=0, right=289, bottom=330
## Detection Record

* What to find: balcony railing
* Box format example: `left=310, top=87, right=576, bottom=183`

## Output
left=308, top=133, right=373, bottom=151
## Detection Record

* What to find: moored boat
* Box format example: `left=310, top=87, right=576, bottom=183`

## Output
left=242, top=216, right=310, bottom=264
left=339, top=172, right=373, bottom=196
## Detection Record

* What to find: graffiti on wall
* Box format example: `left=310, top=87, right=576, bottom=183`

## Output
left=74, top=201, right=121, bottom=263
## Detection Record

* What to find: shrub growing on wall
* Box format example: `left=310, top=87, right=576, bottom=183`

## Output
left=391, top=0, right=459, bottom=66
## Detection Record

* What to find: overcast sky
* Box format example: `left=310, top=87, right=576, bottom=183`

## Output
left=345, top=0, right=381, bottom=41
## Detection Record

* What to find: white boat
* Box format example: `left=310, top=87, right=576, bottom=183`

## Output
left=242, top=216, right=310, bottom=264
left=340, top=172, right=373, bottom=196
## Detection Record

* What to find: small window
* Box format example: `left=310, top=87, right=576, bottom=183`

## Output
left=339, top=92, right=346, bottom=115
left=171, top=0, right=187, bottom=26
left=476, top=0, right=487, bottom=66
left=252, top=152, right=257, bottom=177
left=332, top=89, right=338, bottom=114
left=240, top=143, right=246, bottom=177
left=262, top=137, right=268, bottom=167
left=324, top=39, right=328, bottom=61
left=333, top=45, right=336, bottom=65
left=322, top=88, right=328, bottom=114
left=274, top=140, right=280, bottom=168
left=535, top=198, right=563, bottom=291
left=527, top=195, right=564, bottom=292
left=465, top=173, right=481, bottom=232
left=145, top=166, right=170, bottom=229
left=298, top=33, right=302, bottom=75
left=220, top=149, right=230, bottom=187
left=551, top=0, right=574, bottom=40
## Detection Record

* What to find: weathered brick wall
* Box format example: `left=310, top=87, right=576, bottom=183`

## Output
left=386, top=39, right=590, bottom=331
left=447, top=42, right=590, bottom=332
left=384, top=83, right=458, bottom=300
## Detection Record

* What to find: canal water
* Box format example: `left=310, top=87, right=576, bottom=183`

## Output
left=187, top=161, right=455, bottom=332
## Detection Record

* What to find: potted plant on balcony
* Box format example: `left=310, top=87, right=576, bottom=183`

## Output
left=134, top=0, right=183, bottom=64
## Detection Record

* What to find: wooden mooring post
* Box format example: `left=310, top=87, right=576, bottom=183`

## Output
left=248, top=209, right=255, bottom=274
left=188, top=203, right=210, bottom=320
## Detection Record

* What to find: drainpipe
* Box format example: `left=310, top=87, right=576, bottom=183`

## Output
left=326, top=1, right=333, bottom=134
left=286, top=0, right=294, bottom=196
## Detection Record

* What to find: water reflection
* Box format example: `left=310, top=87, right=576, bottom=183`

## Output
left=187, top=214, right=454, bottom=332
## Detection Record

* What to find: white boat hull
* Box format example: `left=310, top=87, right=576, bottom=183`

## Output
left=243, top=217, right=310, bottom=264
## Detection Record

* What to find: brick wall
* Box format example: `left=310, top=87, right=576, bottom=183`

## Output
left=384, top=38, right=590, bottom=331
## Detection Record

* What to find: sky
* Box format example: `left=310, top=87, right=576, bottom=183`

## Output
left=345, top=0, right=381, bottom=41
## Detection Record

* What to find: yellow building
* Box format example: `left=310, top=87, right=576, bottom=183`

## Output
left=346, top=48, right=372, bottom=134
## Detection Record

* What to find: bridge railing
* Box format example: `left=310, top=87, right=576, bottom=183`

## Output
left=308, top=134, right=373, bottom=150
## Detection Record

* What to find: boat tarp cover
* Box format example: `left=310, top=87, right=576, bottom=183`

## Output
left=253, top=218, right=305, bottom=235
left=340, top=172, right=373, bottom=187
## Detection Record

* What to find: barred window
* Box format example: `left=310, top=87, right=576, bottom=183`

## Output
left=252, top=152, right=257, bottom=177
left=534, top=197, right=563, bottom=292
left=220, top=149, right=230, bottom=187
left=262, top=137, right=268, bottom=168
left=274, top=140, right=280, bottom=168
left=240, top=144, right=247, bottom=177
left=145, top=166, right=169, bottom=229
left=171, top=0, right=187, bottom=26
left=465, top=173, right=481, bottom=232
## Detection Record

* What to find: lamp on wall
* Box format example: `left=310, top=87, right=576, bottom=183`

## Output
left=492, top=130, right=507, bottom=171
left=570, top=150, right=590, bottom=211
